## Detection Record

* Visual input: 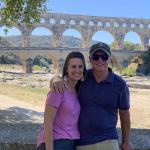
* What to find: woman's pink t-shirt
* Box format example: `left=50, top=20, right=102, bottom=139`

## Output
left=37, top=90, right=80, bottom=146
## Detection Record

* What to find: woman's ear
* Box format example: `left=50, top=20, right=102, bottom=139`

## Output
left=63, top=74, right=68, bottom=81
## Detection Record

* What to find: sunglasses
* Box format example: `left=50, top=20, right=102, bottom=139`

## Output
left=91, top=54, right=109, bottom=61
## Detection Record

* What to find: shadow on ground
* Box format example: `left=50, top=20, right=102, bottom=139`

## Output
left=0, top=107, right=150, bottom=150
left=0, top=106, right=43, bottom=123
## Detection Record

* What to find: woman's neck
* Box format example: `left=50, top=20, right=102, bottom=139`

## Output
left=67, top=79, right=77, bottom=90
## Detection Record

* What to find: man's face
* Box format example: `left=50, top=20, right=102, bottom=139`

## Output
left=90, top=50, right=110, bottom=72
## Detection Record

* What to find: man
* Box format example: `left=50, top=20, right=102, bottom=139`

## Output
left=51, top=42, right=133, bottom=150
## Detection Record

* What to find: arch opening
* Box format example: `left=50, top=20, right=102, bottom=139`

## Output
left=31, top=27, right=53, bottom=47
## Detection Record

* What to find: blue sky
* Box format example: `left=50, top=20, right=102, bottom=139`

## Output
left=47, top=0, right=150, bottom=19
left=0, top=0, right=150, bottom=44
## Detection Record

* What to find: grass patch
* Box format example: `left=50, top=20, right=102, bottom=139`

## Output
left=121, top=63, right=138, bottom=77
left=0, top=84, right=49, bottom=105
left=0, top=64, right=23, bottom=72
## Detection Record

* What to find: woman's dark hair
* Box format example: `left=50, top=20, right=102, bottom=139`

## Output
left=62, top=51, right=86, bottom=80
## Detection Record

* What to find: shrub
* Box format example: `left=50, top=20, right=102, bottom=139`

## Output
left=32, top=65, right=42, bottom=71
left=0, top=53, right=20, bottom=64
left=33, top=55, right=52, bottom=68
left=121, top=63, right=138, bottom=77
left=140, top=48, right=150, bottom=75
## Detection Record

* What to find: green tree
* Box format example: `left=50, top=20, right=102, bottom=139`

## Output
left=0, top=52, right=21, bottom=64
left=3, top=28, right=8, bottom=36
left=109, top=42, right=116, bottom=49
left=33, top=55, right=52, bottom=68
left=0, top=0, right=47, bottom=27
left=140, top=48, right=150, bottom=75
left=124, top=41, right=141, bottom=50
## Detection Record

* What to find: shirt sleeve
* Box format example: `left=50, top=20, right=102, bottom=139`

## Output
left=46, top=91, right=63, bottom=108
left=118, top=83, right=130, bottom=110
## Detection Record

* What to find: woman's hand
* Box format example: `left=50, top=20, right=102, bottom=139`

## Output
left=50, top=76, right=67, bottom=93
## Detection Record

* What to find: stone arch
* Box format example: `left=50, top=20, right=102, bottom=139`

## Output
left=139, top=24, right=144, bottom=28
left=40, top=18, right=46, bottom=23
left=80, top=20, right=85, bottom=26
left=49, top=18, right=56, bottom=24
left=91, top=30, right=114, bottom=46
left=61, top=28, right=82, bottom=48
left=122, top=23, right=127, bottom=28
left=69, top=20, right=76, bottom=25
left=89, top=21, right=94, bottom=26
left=1, top=12, right=150, bottom=51
left=131, top=23, right=135, bottom=28
left=0, top=25, right=22, bottom=47
left=30, top=26, right=53, bottom=47
left=114, top=22, right=119, bottom=27
left=47, top=54, right=62, bottom=73
left=106, top=22, right=111, bottom=27
left=60, top=19, right=65, bottom=24
left=32, top=53, right=58, bottom=72
left=124, top=31, right=142, bottom=50
left=58, top=58, right=65, bottom=72
left=97, top=21, right=103, bottom=27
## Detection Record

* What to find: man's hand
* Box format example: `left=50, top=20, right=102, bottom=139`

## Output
left=120, top=142, right=134, bottom=150
left=50, top=76, right=67, bottom=93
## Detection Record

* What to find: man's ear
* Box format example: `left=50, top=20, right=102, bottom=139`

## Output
left=107, top=56, right=112, bottom=63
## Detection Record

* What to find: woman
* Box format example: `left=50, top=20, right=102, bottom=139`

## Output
left=37, top=52, right=86, bottom=150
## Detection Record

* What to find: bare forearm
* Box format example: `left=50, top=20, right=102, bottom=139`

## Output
left=44, top=105, right=57, bottom=150
left=44, top=123, right=53, bottom=150
left=119, top=110, right=131, bottom=144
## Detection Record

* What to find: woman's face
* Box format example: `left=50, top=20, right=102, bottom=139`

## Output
left=67, top=58, right=84, bottom=82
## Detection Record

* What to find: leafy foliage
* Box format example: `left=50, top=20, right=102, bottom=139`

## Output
left=0, top=52, right=21, bottom=64
left=109, top=41, right=141, bottom=50
left=121, top=63, right=138, bottom=77
left=140, top=48, right=150, bottom=75
left=0, top=0, right=47, bottom=27
left=33, top=55, right=52, bottom=68
left=32, top=65, right=42, bottom=71
left=109, top=42, right=116, bottom=49
left=123, top=41, right=141, bottom=50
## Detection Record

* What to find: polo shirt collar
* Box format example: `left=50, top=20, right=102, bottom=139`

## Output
left=87, top=67, right=115, bottom=84
left=107, top=68, right=115, bottom=83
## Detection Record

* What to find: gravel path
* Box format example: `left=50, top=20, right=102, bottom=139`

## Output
left=0, top=87, right=150, bottom=149
left=0, top=94, right=43, bottom=124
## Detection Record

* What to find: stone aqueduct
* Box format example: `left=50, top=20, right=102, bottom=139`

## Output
left=1, top=12, right=150, bottom=72
left=1, top=12, right=149, bottom=49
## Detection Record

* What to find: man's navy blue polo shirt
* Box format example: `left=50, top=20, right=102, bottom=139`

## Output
left=77, top=68, right=130, bottom=145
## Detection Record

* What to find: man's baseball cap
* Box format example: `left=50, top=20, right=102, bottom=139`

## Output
left=89, top=42, right=111, bottom=57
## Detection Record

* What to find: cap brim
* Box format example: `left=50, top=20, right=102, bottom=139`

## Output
left=90, top=48, right=111, bottom=57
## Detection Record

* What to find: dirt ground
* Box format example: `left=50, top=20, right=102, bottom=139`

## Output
left=0, top=86, right=150, bottom=129
left=129, top=88, right=150, bottom=129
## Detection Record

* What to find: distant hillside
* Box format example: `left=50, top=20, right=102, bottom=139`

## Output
left=0, top=37, right=14, bottom=47
left=1, top=35, right=84, bottom=47
left=1, top=35, right=99, bottom=47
